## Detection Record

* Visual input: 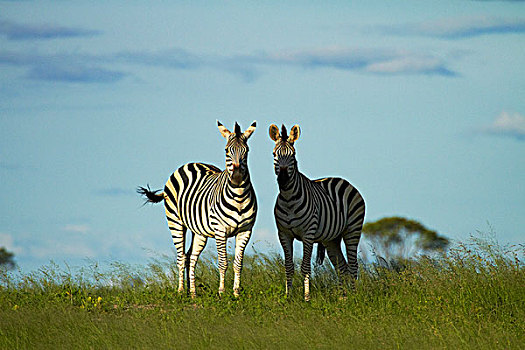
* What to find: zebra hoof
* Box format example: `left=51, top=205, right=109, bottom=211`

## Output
left=233, top=288, right=240, bottom=297
left=304, top=294, right=311, bottom=302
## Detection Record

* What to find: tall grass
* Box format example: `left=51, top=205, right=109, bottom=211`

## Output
left=1, top=235, right=524, bottom=349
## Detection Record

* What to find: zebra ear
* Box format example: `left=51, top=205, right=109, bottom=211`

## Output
left=217, top=120, right=231, bottom=138
left=269, top=124, right=280, bottom=142
left=288, top=125, right=300, bottom=143
left=243, top=121, right=257, bottom=140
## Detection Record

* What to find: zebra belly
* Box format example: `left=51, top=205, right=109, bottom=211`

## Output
left=275, top=198, right=346, bottom=242
left=314, top=206, right=346, bottom=241
left=213, top=216, right=255, bottom=238
left=166, top=193, right=216, bottom=238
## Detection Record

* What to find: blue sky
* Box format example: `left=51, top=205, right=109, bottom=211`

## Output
left=1, top=1, right=524, bottom=272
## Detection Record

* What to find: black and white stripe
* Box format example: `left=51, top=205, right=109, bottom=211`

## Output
left=269, top=124, right=365, bottom=301
left=138, top=121, right=257, bottom=297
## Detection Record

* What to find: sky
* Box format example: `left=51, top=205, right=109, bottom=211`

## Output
left=1, top=1, right=524, bottom=272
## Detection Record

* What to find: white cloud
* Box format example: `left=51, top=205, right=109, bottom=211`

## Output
left=0, top=18, right=100, bottom=40
left=258, top=47, right=457, bottom=76
left=484, top=111, right=525, bottom=140
left=9, top=228, right=162, bottom=269
left=0, top=44, right=458, bottom=85
left=0, top=232, right=24, bottom=254
left=28, top=242, right=96, bottom=259
left=365, top=55, right=450, bottom=75
left=382, top=16, right=525, bottom=39
left=0, top=50, right=127, bottom=83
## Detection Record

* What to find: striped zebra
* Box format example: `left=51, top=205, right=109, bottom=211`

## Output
left=138, top=121, right=257, bottom=298
left=269, top=124, right=365, bottom=301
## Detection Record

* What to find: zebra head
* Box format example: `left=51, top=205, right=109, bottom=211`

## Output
left=217, top=120, right=257, bottom=186
left=269, top=124, right=300, bottom=188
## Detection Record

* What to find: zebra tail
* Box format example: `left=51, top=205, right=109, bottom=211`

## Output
left=137, top=185, right=164, bottom=204
left=316, top=243, right=326, bottom=265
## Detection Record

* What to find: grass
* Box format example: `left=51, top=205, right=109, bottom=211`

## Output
left=1, top=235, right=524, bottom=349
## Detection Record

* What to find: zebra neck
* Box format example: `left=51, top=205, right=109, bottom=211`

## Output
left=278, top=170, right=302, bottom=199
left=223, top=171, right=252, bottom=194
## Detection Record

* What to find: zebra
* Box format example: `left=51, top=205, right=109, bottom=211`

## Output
left=138, top=121, right=257, bottom=298
left=269, top=124, right=365, bottom=301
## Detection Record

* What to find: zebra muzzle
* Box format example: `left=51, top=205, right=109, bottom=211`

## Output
left=231, top=166, right=243, bottom=185
left=277, top=166, right=289, bottom=186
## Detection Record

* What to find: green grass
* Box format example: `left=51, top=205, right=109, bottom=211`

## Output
left=1, top=235, right=524, bottom=349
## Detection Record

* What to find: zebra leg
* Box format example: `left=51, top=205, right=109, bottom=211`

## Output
left=168, top=220, right=187, bottom=293
left=185, top=233, right=194, bottom=292
left=188, top=234, right=208, bottom=298
left=324, top=238, right=351, bottom=277
left=301, top=240, right=314, bottom=302
left=278, top=232, right=294, bottom=296
left=233, top=230, right=252, bottom=297
left=215, top=232, right=228, bottom=296
left=343, top=230, right=361, bottom=280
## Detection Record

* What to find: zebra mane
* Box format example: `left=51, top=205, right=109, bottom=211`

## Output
left=234, top=122, right=242, bottom=137
left=281, top=124, right=288, bottom=141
